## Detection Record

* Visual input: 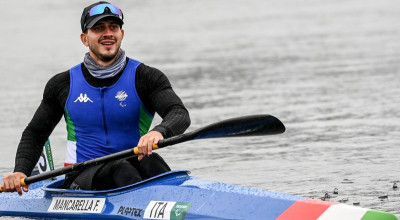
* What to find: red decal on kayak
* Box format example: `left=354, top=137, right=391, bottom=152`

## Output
left=276, top=199, right=336, bottom=220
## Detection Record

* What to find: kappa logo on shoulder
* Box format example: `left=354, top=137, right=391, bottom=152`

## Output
left=74, top=93, right=93, bottom=103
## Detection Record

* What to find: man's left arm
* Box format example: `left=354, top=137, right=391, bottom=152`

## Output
left=135, top=64, right=191, bottom=159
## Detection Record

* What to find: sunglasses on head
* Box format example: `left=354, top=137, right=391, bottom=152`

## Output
left=89, top=3, right=123, bottom=17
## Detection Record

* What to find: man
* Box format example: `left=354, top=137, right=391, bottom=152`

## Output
left=0, top=1, right=190, bottom=195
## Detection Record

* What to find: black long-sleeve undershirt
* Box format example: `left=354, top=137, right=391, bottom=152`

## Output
left=14, top=59, right=190, bottom=175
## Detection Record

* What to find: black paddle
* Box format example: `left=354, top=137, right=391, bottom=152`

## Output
left=0, top=114, right=285, bottom=191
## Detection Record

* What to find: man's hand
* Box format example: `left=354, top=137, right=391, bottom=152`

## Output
left=137, top=131, right=163, bottom=161
left=1, top=172, right=29, bottom=196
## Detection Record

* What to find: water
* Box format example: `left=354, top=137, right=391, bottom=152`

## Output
left=1, top=0, right=400, bottom=218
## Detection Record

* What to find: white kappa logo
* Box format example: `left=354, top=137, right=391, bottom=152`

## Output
left=74, top=93, right=93, bottom=103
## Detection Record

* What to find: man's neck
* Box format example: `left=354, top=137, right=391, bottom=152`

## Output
left=89, top=52, right=118, bottom=67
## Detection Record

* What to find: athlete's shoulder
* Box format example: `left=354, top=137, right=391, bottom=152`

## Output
left=136, top=62, right=168, bottom=81
left=46, top=70, right=70, bottom=88
left=135, top=62, right=172, bottom=100
left=43, top=70, right=71, bottom=101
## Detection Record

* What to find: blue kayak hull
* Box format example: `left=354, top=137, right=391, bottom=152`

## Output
left=0, top=170, right=397, bottom=219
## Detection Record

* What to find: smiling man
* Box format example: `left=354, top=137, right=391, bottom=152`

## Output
left=0, top=1, right=190, bottom=194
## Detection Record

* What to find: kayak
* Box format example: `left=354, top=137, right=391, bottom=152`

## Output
left=0, top=170, right=397, bottom=220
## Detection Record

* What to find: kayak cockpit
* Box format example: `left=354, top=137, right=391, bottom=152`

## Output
left=43, top=170, right=191, bottom=195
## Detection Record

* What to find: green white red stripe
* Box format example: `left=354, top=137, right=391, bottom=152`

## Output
left=276, top=199, right=397, bottom=220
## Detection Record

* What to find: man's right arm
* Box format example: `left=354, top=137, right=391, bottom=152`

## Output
left=13, top=72, right=69, bottom=175
left=13, top=98, right=64, bottom=175
left=1, top=72, right=69, bottom=195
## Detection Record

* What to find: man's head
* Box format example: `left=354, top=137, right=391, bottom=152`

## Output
left=80, top=2, right=125, bottom=66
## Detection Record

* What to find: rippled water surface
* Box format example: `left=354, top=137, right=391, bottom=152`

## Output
left=1, top=0, right=400, bottom=218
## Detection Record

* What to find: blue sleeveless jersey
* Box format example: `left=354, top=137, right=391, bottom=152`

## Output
left=64, top=59, right=153, bottom=164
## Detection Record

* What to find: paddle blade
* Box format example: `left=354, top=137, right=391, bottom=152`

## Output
left=194, top=114, right=285, bottom=139
left=158, top=115, right=285, bottom=147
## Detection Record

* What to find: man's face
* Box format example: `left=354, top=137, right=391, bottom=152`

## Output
left=81, top=18, right=124, bottom=65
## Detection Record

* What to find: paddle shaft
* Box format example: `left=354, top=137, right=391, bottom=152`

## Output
left=1, top=114, right=285, bottom=190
